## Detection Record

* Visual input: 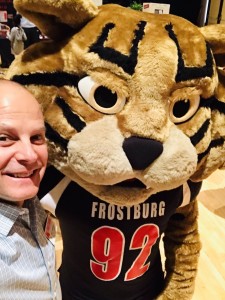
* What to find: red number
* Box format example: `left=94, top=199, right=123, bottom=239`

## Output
left=90, top=226, right=125, bottom=280
left=90, top=224, right=159, bottom=281
left=125, top=224, right=159, bottom=281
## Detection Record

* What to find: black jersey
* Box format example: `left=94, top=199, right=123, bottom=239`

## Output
left=39, top=166, right=202, bottom=300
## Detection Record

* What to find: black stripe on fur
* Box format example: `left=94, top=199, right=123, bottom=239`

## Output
left=190, top=119, right=210, bottom=146
left=12, top=72, right=80, bottom=87
left=200, top=96, right=225, bottom=114
left=55, top=97, right=86, bottom=132
left=165, top=24, right=213, bottom=83
left=89, top=21, right=146, bottom=75
left=198, top=138, right=225, bottom=162
left=45, top=122, right=68, bottom=151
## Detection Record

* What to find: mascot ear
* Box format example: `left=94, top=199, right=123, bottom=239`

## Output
left=13, top=0, right=99, bottom=40
left=199, top=24, right=225, bottom=54
left=200, top=24, right=225, bottom=80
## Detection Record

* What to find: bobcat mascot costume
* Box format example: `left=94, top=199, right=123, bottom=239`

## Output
left=6, top=0, right=225, bottom=299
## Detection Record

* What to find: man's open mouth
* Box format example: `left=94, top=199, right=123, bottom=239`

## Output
left=6, top=171, right=34, bottom=178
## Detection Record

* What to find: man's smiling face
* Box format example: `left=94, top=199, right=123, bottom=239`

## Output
left=0, top=80, right=48, bottom=205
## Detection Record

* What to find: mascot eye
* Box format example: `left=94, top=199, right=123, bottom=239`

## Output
left=78, top=76, right=126, bottom=114
left=169, top=95, right=200, bottom=124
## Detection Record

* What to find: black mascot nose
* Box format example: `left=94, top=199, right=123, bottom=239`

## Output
left=122, top=136, right=163, bottom=170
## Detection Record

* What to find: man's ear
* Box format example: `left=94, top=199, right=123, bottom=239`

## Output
left=14, top=0, right=99, bottom=40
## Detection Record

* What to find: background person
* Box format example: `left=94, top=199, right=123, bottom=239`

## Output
left=0, top=23, right=14, bottom=68
left=8, top=14, right=27, bottom=56
left=20, top=15, right=40, bottom=48
left=0, top=79, right=61, bottom=300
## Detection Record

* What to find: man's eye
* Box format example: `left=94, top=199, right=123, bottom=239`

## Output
left=0, top=135, right=11, bottom=142
left=0, top=135, right=7, bottom=141
left=31, top=134, right=46, bottom=144
left=0, top=135, right=14, bottom=146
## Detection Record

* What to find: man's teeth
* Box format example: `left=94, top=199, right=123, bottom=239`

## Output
left=12, top=172, right=33, bottom=178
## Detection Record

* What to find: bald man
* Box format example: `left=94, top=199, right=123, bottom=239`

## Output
left=0, top=80, right=61, bottom=300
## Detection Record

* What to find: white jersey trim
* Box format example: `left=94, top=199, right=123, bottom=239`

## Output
left=40, top=176, right=71, bottom=216
left=180, top=182, right=191, bottom=207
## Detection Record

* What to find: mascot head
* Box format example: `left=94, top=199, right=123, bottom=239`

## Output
left=7, top=0, right=225, bottom=205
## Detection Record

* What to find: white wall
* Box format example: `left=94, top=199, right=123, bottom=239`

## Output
left=92, top=0, right=103, bottom=6
left=208, top=0, right=225, bottom=24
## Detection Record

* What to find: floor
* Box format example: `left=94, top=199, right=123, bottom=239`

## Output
left=192, top=169, right=225, bottom=300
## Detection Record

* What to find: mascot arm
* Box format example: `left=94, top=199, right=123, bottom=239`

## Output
left=157, top=198, right=201, bottom=300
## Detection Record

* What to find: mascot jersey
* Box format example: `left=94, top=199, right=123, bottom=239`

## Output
left=39, top=166, right=202, bottom=300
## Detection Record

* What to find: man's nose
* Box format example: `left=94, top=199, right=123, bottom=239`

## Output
left=15, top=140, right=38, bottom=162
